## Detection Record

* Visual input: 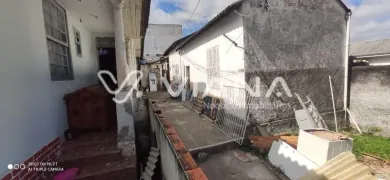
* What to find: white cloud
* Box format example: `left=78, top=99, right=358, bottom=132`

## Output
left=149, top=0, right=237, bottom=31
left=343, top=0, right=390, bottom=42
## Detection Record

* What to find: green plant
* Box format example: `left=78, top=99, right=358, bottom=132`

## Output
left=350, top=133, right=390, bottom=160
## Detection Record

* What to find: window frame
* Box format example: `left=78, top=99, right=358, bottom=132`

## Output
left=206, top=46, right=220, bottom=89
left=43, top=0, right=74, bottom=81
left=73, top=27, right=82, bottom=57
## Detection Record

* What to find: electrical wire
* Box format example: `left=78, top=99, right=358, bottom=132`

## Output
left=183, top=0, right=201, bottom=31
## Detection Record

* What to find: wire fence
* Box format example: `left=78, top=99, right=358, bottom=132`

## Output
left=215, top=85, right=248, bottom=145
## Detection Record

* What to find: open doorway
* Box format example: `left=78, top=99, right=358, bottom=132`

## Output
left=97, top=47, right=117, bottom=132
left=185, top=66, right=190, bottom=89
left=98, top=48, right=117, bottom=90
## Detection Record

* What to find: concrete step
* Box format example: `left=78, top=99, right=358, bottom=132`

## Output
left=61, top=140, right=117, bottom=155
left=59, top=145, right=123, bottom=169
left=193, top=105, right=203, bottom=112
left=62, top=132, right=117, bottom=154
left=74, top=157, right=137, bottom=180
left=194, top=100, right=204, bottom=106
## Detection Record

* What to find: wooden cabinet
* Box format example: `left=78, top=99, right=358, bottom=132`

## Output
left=64, top=85, right=116, bottom=132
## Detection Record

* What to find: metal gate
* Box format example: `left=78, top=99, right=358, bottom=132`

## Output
left=215, top=86, right=248, bottom=145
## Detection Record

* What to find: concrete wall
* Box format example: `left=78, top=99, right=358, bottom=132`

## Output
left=172, top=9, right=246, bottom=98
left=350, top=65, right=390, bottom=136
left=149, top=104, right=188, bottom=180
left=144, top=24, right=182, bottom=61
left=243, top=0, right=348, bottom=130
left=0, top=0, right=98, bottom=176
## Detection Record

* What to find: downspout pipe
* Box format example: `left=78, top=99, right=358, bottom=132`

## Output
left=344, top=10, right=352, bottom=120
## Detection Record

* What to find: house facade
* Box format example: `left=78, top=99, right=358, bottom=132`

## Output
left=0, top=0, right=150, bottom=179
left=168, top=1, right=246, bottom=103
left=166, top=0, right=351, bottom=134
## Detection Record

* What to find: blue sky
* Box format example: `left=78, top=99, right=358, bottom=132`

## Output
left=149, top=0, right=390, bottom=42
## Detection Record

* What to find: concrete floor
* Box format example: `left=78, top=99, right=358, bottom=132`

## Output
left=148, top=92, right=279, bottom=180
left=199, top=149, right=279, bottom=180
left=154, top=98, right=231, bottom=150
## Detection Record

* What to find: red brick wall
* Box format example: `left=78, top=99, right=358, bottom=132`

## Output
left=1, top=137, right=62, bottom=180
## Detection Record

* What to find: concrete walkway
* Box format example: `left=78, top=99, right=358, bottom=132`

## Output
left=156, top=100, right=231, bottom=150
left=200, top=149, right=280, bottom=180
left=148, top=92, right=279, bottom=180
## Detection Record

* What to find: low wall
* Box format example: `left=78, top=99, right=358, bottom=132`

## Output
left=350, top=65, right=390, bottom=136
left=149, top=102, right=207, bottom=180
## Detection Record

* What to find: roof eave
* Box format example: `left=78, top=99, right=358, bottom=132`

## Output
left=354, top=53, right=390, bottom=59
left=175, top=0, right=244, bottom=52
left=336, top=0, right=351, bottom=13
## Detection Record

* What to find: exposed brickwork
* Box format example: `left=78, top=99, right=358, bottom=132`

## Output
left=168, top=135, right=186, bottom=153
left=152, top=102, right=208, bottom=180
left=160, top=118, right=173, bottom=128
left=178, top=153, right=198, bottom=170
left=165, top=127, right=177, bottom=135
left=186, top=168, right=208, bottom=180
left=1, top=137, right=62, bottom=180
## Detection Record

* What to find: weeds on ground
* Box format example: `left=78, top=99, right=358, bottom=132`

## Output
left=343, top=128, right=390, bottom=161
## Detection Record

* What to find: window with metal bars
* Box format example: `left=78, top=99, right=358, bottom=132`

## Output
left=43, top=0, right=73, bottom=81
left=207, top=46, right=220, bottom=89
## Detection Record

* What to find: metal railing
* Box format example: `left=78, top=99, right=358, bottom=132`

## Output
left=214, top=86, right=248, bottom=145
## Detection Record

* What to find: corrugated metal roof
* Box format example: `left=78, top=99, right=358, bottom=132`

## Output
left=300, top=152, right=377, bottom=180
left=350, top=39, right=390, bottom=57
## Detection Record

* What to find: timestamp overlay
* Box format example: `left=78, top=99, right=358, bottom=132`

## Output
left=7, top=162, right=64, bottom=173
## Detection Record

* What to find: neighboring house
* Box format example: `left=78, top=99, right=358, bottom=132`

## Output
left=349, top=39, right=390, bottom=136
left=166, top=0, right=351, bottom=133
left=166, top=1, right=246, bottom=98
left=141, top=24, right=182, bottom=90
left=144, top=24, right=182, bottom=62
left=350, top=39, right=390, bottom=66
left=0, top=0, right=149, bottom=178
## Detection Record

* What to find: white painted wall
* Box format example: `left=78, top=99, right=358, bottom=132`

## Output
left=169, top=10, right=245, bottom=98
left=368, top=56, right=390, bottom=66
left=144, top=24, right=182, bottom=61
left=0, top=0, right=98, bottom=176
left=169, top=52, right=182, bottom=81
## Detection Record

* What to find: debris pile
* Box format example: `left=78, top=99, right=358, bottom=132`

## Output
left=249, top=134, right=298, bottom=153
